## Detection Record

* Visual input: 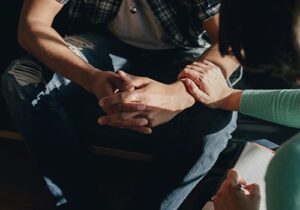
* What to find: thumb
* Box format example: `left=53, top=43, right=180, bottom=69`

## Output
left=109, top=70, right=135, bottom=91
left=118, top=70, right=148, bottom=88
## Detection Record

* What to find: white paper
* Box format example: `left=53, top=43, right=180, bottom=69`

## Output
left=234, top=142, right=274, bottom=210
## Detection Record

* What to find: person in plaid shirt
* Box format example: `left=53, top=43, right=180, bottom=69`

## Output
left=2, top=0, right=240, bottom=209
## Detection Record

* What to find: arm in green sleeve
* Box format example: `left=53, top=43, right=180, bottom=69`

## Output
left=240, top=89, right=300, bottom=128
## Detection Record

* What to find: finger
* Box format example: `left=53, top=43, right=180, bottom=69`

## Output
left=213, top=195, right=222, bottom=210
left=227, top=169, right=241, bottom=186
left=202, top=60, right=218, bottom=67
left=101, top=103, right=119, bottom=114
left=185, top=78, right=208, bottom=103
left=191, top=61, right=210, bottom=69
left=179, top=69, right=206, bottom=86
left=246, top=184, right=261, bottom=198
left=118, top=70, right=148, bottom=88
left=110, top=74, right=135, bottom=92
left=103, top=103, right=146, bottom=114
left=100, top=91, right=142, bottom=108
left=130, top=126, right=152, bottom=134
left=178, top=69, right=186, bottom=79
left=99, top=114, right=152, bottom=134
left=117, top=103, right=146, bottom=112
left=98, top=112, right=148, bottom=128
left=186, top=64, right=209, bottom=72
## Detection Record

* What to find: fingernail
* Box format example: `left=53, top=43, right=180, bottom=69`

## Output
left=140, top=119, right=148, bottom=126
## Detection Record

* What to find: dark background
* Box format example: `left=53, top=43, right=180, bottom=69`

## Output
left=0, top=1, right=23, bottom=130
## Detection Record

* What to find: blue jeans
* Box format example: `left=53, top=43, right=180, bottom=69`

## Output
left=2, top=32, right=237, bottom=210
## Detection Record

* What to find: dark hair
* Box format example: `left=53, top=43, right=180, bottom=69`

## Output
left=219, top=0, right=300, bottom=80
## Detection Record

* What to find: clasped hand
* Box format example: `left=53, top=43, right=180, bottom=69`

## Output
left=92, top=71, right=193, bottom=134
left=178, top=60, right=234, bottom=109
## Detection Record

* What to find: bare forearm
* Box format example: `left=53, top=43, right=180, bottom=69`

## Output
left=200, top=43, right=240, bottom=78
left=18, top=21, right=97, bottom=91
left=169, top=81, right=196, bottom=111
left=222, top=89, right=242, bottom=111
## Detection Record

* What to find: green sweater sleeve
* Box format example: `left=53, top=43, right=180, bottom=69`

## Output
left=265, top=133, right=300, bottom=210
left=240, top=89, right=300, bottom=128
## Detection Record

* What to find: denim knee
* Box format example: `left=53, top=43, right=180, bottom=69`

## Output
left=1, top=57, right=46, bottom=127
left=2, top=57, right=44, bottom=100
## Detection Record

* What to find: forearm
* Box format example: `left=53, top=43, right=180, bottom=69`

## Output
left=220, top=89, right=243, bottom=111
left=18, top=20, right=97, bottom=91
left=240, top=89, right=300, bottom=128
left=223, top=88, right=300, bottom=128
left=200, top=43, right=240, bottom=78
left=169, top=81, right=196, bottom=111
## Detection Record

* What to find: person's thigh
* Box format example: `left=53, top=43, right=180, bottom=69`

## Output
left=1, top=32, right=140, bottom=209
left=121, top=48, right=239, bottom=210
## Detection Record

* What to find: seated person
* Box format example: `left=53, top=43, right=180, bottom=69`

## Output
left=1, top=0, right=240, bottom=209
left=178, top=0, right=300, bottom=209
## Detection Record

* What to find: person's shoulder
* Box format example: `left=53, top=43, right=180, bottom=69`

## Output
left=275, top=135, right=300, bottom=161
left=267, top=135, right=300, bottom=176
left=266, top=135, right=300, bottom=210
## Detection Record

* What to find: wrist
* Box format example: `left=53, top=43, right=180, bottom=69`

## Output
left=221, top=89, right=243, bottom=111
left=170, top=81, right=196, bottom=111
left=83, top=67, right=102, bottom=93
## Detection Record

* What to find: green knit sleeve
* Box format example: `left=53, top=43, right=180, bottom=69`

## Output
left=240, top=89, right=300, bottom=128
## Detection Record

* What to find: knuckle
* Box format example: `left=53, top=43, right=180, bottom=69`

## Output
left=182, top=68, right=190, bottom=74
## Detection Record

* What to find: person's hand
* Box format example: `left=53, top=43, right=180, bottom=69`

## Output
left=178, top=60, right=241, bottom=110
left=98, top=71, right=195, bottom=133
left=88, top=70, right=134, bottom=101
left=213, top=169, right=261, bottom=210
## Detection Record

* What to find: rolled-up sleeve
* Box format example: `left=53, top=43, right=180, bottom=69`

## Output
left=56, top=0, right=69, bottom=4
left=193, top=0, right=220, bottom=22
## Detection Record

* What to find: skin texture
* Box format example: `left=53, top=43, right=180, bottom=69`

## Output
left=98, top=71, right=192, bottom=133
left=178, top=60, right=243, bottom=111
left=213, top=169, right=261, bottom=210
left=100, top=15, right=240, bottom=133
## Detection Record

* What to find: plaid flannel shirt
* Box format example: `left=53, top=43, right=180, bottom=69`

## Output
left=56, top=0, right=220, bottom=48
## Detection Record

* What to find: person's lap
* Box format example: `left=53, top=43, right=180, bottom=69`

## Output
left=1, top=32, right=237, bottom=210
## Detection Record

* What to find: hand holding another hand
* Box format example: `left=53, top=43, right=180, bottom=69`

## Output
left=98, top=71, right=195, bottom=134
left=178, top=60, right=241, bottom=110
left=88, top=70, right=134, bottom=101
